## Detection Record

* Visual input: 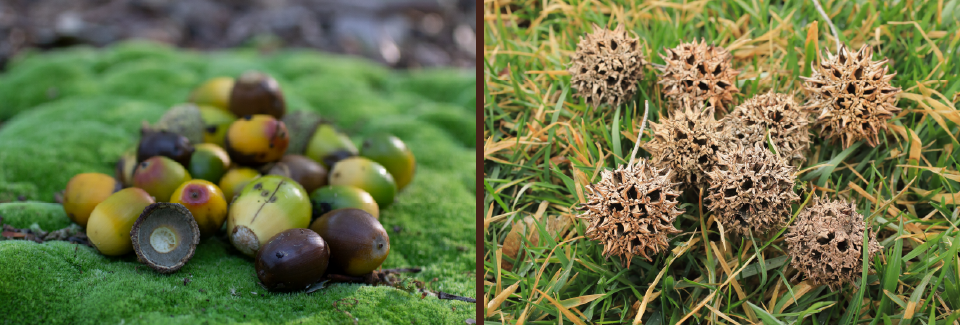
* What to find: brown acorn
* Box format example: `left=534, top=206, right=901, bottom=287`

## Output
left=255, top=228, right=330, bottom=291
left=138, top=125, right=195, bottom=167
left=229, top=71, right=286, bottom=119
left=309, top=208, right=389, bottom=276
left=264, top=155, right=328, bottom=193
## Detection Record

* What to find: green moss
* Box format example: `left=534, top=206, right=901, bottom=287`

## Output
left=0, top=61, right=100, bottom=120
left=0, top=41, right=475, bottom=324
left=389, top=69, right=475, bottom=109
left=0, top=202, right=72, bottom=230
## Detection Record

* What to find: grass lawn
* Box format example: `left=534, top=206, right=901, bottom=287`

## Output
left=0, top=41, right=476, bottom=324
left=483, top=0, right=960, bottom=324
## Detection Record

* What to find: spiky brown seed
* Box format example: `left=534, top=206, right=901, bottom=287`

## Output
left=706, top=144, right=799, bottom=236
left=801, top=45, right=901, bottom=148
left=657, top=39, right=740, bottom=112
left=577, top=160, right=682, bottom=267
left=725, top=92, right=812, bottom=165
left=785, top=197, right=882, bottom=289
left=568, top=23, right=646, bottom=108
left=644, top=102, right=732, bottom=189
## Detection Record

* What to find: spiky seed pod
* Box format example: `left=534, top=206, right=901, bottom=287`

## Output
left=568, top=23, right=646, bottom=108
left=785, top=197, right=882, bottom=289
left=801, top=45, right=902, bottom=148
left=577, top=160, right=682, bottom=267
left=725, top=92, right=812, bottom=165
left=706, top=144, right=799, bottom=236
left=644, top=102, right=732, bottom=190
left=657, top=39, right=740, bottom=112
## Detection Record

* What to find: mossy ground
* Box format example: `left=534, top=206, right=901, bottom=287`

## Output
left=0, top=41, right=476, bottom=324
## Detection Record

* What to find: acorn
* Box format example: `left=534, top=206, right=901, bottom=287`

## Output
left=133, top=156, right=192, bottom=202
left=199, top=106, right=237, bottom=147
left=86, top=188, right=156, bottom=256
left=360, top=133, right=416, bottom=191
left=219, top=167, right=261, bottom=201
left=309, top=185, right=379, bottom=221
left=115, top=148, right=138, bottom=187
left=224, top=114, right=290, bottom=166
left=189, top=77, right=235, bottom=111
left=130, top=203, right=200, bottom=273
left=227, top=175, right=311, bottom=256
left=229, top=71, right=286, bottom=119
left=189, top=143, right=231, bottom=183
left=138, top=126, right=195, bottom=166
left=62, top=173, right=122, bottom=227
left=281, top=110, right=324, bottom=155
left=309, top=208, right=389, bottom=276
left=154, top=104, right=204, bottom=145
left=329, top=157, right=397, bottom=208
left=265, top=155, right=328, bottom=193
left=304, top=124, right=358, bottom=169
left=255, top=228, right=330, bottom=291
left=170, top=180, right=228, bottom=238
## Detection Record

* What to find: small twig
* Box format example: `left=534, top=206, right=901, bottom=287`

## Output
left=381, top=268, right=422, bottom=273
left=437, top=291, right=477, bottom=303
left=812, top=0, right=841, bottom=51
left=628, top=100, right=650, bottom=166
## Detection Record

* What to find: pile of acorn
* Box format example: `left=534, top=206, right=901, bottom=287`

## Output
left=60, top=71, right=416, bottom=291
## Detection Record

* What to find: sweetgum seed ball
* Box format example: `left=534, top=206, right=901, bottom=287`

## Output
left=189, top=143, right=231, bottom=183
left=63, top=173, right=122, bottom=227
left=138, top=129, right=194, bottom=166
left=328, top=157, right=397, bottom=208
left=309, top=208, right=389, bottom=276
left=229, top=71, right=286, bottom=119
left=227, top=175, right=311, bottom=256
left=133, top=156, right=192, bottom=202
left=225, top=114, right=290, bottom=166
left=87, top=188, right=156, bottom=256
left=170, top=179, right=228, bottom=238
left=309, top=185, right=379, bottom=221
left=360, top=133, right=416, bottom=191
left=256, top=228, right=330, bottom=291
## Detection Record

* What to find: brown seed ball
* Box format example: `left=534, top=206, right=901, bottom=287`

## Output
left=225, top=115, right=290, bottom=166
left=265, top=155, right=328, bottom=193
left=724, top=92, right=811, bottom=166
left=229, top=71, right=286, bottom=119
left=643, top=101, right=733, bottom=190
left=255, top=228, right=330, bottom=291
left=785, top=197, right=882, bottom=289
left=568, top=23, right=645, bottom=108
left=309, top=208, right=389, bottom=276
left=63, top=173, right=122, bottom=227
left=801, top=45, right=902, bottom=148
left=657, top=39, right=740, bottom=112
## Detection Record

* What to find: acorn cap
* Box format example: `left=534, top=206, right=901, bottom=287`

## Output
left=657, top=39, right=740, bottom=112
left=705, top=143, right=799, bottom=236
left=785, top=196, right=882, bottom=289
left=130, top=203, right=200, bottom=274
left=568, top=23, right=646, bottom=108
left=576, top=159, right=683, bottom=267
left=725, top=92, right=811, bottom=165
left=643, top=101, right=732, bottom=189
left=801, top=44, right=901, bottom=148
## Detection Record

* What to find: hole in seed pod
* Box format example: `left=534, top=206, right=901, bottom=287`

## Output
left=832, top=69, right=842, bottom=79
left=698, top=155, right=709, bottom=164
left=627, top=187, right=639, bottom=201
left=607, top=76, right=617, bottom=86
left=616, top=223, right=624, bottom=235
left=717, top=80, right=730, bottom=88
left=683, top=80, right=694, bottom=88
left=694, top=138, right=707, bottom=146
left=862, top=122, right=870, bottom=130
left=710, top=145, right=719, bottom=153
left=841, top=267, right=853, bottom=275
left=863, top=87, right=875, bottom=95
left=835, top=98, right=846, bottom=108
left=610, top=202, right=624, bottom=212
left=581, top=67, right=587, bottom=74
left=713, top=64, right=722, bottom=75
left=825, top=264, right=835, bottom=273
left=610, top=40, right=618, bottom=50
left=698, top=82, right=709, bottom=91
left=837, top=238, right=849, bottom=252
left=686, top=55, right=695, bottom=65
left=817, top=232, right=835, bottom=245
left=630, top=238, right=641, bottom=248
left=881, top=88, right=897, bottom=94
left=648, top=189, right=661, bottom=202
left=724, top=188, right=737, bottom=197
left=676, top=131, right=687, bottom=140
left=687, top=121, right=696, bottom=129
left=847, top=83, right=856, bottom=94
left=854, top=67, right=863, bottom=80
left=697, top=63, right=707, bottom=74
left=838, top=52, right=846, bottom=64
left=811, top=250, right=822, bottom=261
left=741, top=179, right=753, bottom=191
